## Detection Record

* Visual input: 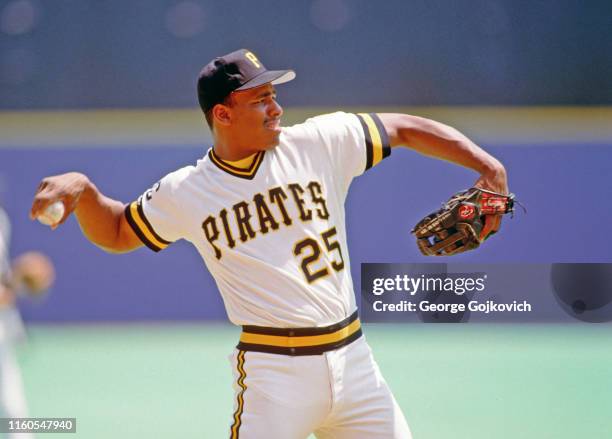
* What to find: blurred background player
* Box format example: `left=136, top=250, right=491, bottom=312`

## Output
left=0, top=204, right=54, bottom=439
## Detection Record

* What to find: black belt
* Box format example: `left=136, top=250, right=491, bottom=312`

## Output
left=237, top=311, right=362, bottom=356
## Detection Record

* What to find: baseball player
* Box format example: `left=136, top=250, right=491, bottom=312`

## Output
left=30, top=49, right=509, bottom=438
left=1, top=205, right=54, bottom=439
left=0, top=207, right=30, bottom=439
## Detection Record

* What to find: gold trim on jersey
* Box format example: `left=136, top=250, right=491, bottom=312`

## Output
left=230, top=350, right=247, bottom=438
left=225, top=152, right=259, bottom=169
left=124, top=198, right=172, bottom=252
left=356, top=113, right=391, bottom=171
left=209, top=148, right=265, bottom=180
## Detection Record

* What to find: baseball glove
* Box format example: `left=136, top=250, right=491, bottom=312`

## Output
left=411, top=188, right=515, bottom=256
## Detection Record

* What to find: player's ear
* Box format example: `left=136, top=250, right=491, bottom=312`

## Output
left=212, top=104, right=232, bottom=127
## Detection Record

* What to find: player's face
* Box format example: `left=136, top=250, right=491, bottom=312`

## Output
left=229, top=84, right=284, bottom=150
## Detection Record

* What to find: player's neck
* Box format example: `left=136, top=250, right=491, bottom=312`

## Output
left=212, top=138, right=260, bottom=162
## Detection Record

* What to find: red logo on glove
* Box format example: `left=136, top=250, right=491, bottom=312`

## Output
left=458, top=204, right=476, bottom=219
left=481, top=194, right=506, bottom=214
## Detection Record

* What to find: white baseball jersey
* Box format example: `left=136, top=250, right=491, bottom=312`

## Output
left=0, top=208, right=11, bottom=282
left=0, top=208, right=32, bottom=431
left=0, top=208, right=25, bottom=345
left=125, top=112, right=391, bottom=328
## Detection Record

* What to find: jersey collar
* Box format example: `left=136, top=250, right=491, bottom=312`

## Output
left=208, top=148, right=266, bottom=180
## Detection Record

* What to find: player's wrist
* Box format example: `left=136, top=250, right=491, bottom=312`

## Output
left=477, top=156, right=505, bottom=177
left=77, top=174, right=96, bottom=200
left=479, top=160, right=507, bottom=187
left=72, top=174, right=98, bottom=214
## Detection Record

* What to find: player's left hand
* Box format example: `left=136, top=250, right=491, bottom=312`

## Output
left=473, top=163, right=509, bottom=240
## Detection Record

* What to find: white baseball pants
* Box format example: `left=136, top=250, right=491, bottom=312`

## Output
left=228, top=336, right=412, bottom=438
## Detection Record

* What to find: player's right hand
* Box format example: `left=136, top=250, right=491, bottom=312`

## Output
left=30, top=172, right=90, bottom=229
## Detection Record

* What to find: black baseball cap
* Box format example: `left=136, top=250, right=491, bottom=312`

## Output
left=197, top=48, right=295, bottom=113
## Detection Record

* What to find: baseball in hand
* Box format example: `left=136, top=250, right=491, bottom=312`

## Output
left=37, top=200, right=65, bottom=226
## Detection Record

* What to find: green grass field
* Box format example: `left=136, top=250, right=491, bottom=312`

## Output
left=15, top=323, right=612, bottom=438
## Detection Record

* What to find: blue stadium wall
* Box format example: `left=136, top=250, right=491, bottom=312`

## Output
left=1, top=108, right=611, bottom=322
left=1, top=0, right=611, bottom=322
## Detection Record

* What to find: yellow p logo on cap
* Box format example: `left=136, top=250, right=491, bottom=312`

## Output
left=245, top=51, right=261, bottom=68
